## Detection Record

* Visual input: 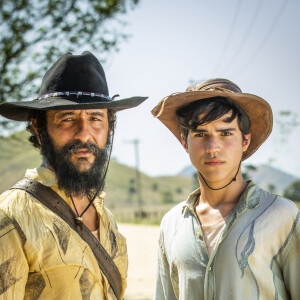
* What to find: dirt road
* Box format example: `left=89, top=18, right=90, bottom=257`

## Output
left=118, top=224, right=160, bottom=300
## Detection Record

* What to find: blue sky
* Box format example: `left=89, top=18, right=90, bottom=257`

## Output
left=101, top=0, right=300, bottom=178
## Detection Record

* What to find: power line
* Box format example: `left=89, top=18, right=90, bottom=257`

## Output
left=220, top=0, right=265, bottom=74
left=231, top=0, right=290, bottom=77
left=125, top=139, right=143, bottom=211
left=212, top=0, right=244, bottom=75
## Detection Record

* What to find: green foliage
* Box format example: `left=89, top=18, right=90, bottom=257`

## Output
left=242, top=164, right=257, bottom=181
left=192, top=171, right=199, bottom=190
left=152, top=183, right=158, bottom=192
left=160, top=190, right=174, bottom=204
left=0, top=0, right=139, bottom=126
left=175, top=187, right=182, bottom=194
left=283, top=180, right=300, bottom=202
left=267, top=183, right=275, bottom=193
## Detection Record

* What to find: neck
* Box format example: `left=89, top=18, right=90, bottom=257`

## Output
left=198, top=171, right=247, bottom=208
left=40, top=160, right=55, bottom=172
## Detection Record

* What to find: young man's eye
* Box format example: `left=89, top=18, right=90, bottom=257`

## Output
left=223, top=132, right=232, bottom=136
left=195, top=133, right=205, bottom=137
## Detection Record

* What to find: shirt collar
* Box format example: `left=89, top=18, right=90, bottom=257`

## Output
left=182, top=181, right=260, bottom=216
left=25, top=166, right=57, bottom=186
left=24, top=167, right=106, bottom=214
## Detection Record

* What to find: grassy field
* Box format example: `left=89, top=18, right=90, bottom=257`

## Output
left=0, top=131, right=194, bottom=222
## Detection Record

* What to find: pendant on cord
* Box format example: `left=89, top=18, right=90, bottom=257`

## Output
left=75, top=216, right=84, bottom=231
left=75, top=216, right=83, bottom=225
left=70, top=193, right=99, bottom=232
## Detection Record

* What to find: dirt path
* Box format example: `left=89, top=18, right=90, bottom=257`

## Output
left=118, top=224, right=160, bottom=300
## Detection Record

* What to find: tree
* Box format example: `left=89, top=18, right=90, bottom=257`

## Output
left=242, top=164, right=256, bottom=181
left=0, top=0, right=139, bottom=127
left=283, top=180, right=300, bottom=202
left=160, top=190, right=174, bottom=204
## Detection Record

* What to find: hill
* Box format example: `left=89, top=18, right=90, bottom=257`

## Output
left=0, top=131, right=193, bottom=211
left=178, top=164, right=299, bottom=195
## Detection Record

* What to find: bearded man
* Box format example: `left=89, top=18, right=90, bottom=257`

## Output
left=0, top=52, right=147, bottom=300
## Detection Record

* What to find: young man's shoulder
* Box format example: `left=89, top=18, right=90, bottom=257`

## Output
left=160, top=199, right=192, bottom=238
left=259, top=186, right=299, bottom=212
left=253, top=184, right=299, bottom=228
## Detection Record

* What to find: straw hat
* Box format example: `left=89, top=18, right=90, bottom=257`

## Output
left=0, top=51, right=147, bottom=121
left=151, top=78, right=273, bottom=160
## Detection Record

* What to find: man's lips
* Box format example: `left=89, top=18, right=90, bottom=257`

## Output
left=204, top=159, right=224, bottom=166
left=72, top=148, right=92, bottom=157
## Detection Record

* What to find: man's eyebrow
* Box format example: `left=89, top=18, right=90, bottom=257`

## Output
left=56, top=111, right=75, bottom=118
left=191, top=127, right=237, bottom=133
left=191, top=128, right=208, bottom=133
left=87, top=111, right=106, bottom=117
left=217, top=128, right=237, bottom=132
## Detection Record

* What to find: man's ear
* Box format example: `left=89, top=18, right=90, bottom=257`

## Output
left=242, top=133, right=251, bottom=152
left=181, top=133, right=189, bottom=153
left=32, top=119, right=41, bottom=146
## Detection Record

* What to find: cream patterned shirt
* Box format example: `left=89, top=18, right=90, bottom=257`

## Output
left=0, top=167, right=127, bottom=299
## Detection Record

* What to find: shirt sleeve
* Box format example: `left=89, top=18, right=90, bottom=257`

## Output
left=281, top=211, right=300, bottom=299
left=154, top=228, right=177, bottom=300
left=0, top=209, right=29, bottom=298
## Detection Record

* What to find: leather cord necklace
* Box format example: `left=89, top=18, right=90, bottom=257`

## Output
left=70, top=193, right=98, bottom=231
left=198, top=161, right=241, bottom=191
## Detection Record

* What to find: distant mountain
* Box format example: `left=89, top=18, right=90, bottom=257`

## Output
left=178, top=164, right=299, bottom=195
left=244, top=164, right=298, bottom=195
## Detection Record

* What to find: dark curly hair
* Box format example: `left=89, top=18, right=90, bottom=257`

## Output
left=176, top=96, right=251, bottom=142
left=26, top=109, right=116, bottom=149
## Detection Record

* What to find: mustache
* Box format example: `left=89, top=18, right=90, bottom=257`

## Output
left=63, top=141, right=101, bottom=155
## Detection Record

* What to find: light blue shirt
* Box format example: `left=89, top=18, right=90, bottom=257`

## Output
left=155, top=181, right=300, bottom=300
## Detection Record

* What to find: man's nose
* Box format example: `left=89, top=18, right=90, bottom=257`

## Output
left=74, top=119, right=91, bottom=143
left=206, top=136, right=221, bottom=156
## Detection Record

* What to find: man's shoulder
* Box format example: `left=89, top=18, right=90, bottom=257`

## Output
left=0, top=187, right=36, bottom=216
left=253, top=185, right=300, bottom=227
left=257, top=186, right=299, bottom=215
left=160, top=200, right=187, bottom=230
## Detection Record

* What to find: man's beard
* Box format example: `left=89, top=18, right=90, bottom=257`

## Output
left=40, top=132, right=110, bottom=200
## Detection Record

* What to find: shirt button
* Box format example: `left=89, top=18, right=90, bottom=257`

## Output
left=208, top=267, right=211, bottom=271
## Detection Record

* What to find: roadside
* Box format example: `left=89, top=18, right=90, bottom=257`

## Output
left=118, top=223, right=160, bottom=300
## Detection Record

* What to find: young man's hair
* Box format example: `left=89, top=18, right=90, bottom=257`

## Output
left=26, top=109, right=116, bottom=149
left=176, top=96, right=251, bottom=141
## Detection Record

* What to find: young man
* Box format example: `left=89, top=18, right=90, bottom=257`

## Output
left=151, top=79, right=300, bottom=299
left=0, top=52, right=147, bottom=299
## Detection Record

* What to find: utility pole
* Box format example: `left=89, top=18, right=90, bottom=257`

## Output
left=125, top=139, right=143, bottom=213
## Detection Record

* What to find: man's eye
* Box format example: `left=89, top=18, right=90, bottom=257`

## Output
left=195, top=133, right=205, bottom=137
left=62, top=118, right=73, bottom=122
left=223, top=132, right=232, bottom=136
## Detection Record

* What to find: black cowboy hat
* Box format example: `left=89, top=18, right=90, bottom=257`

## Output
left=0, top=51, right=147, bottom=121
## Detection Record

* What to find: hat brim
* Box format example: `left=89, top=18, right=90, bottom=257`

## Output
left=151, top=90, right=273, bottom=160
left=0, top=96, right=148, bottom=121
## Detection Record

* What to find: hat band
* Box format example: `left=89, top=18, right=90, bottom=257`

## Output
left=36, top=91, right=113, bottom=101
